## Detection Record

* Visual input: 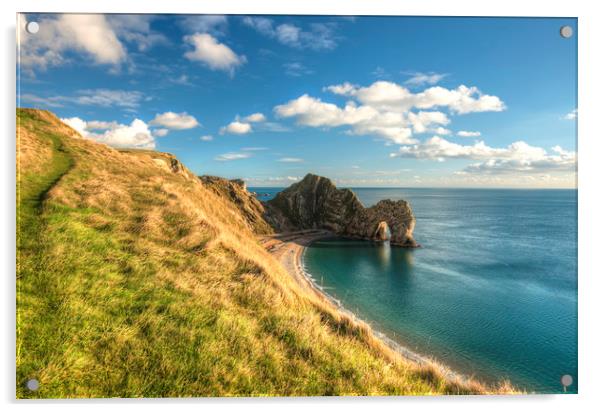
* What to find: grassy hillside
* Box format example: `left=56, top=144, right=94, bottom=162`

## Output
left=199, top=175, right=274, bottom=235
left=16, top=108, right=512, bottom=398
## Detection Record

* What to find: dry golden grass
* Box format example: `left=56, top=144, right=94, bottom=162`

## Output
left=16, top=108, right=520, bottom=398
left=17, top=127, right=53, bottom=175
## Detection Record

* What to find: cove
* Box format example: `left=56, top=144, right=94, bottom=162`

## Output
left=301, top=188, right=577, bottom=394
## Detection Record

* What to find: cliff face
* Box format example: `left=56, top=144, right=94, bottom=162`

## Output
left=200, top=175, right=274, bottom=235
left=264, top=174, right=364, bottom=233
left=265, top=174, right=417, bottom=247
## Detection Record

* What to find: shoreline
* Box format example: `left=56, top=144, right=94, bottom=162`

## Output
left=261, top=230, right=471, bottom=386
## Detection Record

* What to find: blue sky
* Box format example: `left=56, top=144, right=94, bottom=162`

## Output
left=18, top=14, right=577, bottom=187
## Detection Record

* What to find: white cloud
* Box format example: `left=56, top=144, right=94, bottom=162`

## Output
left=261, top=122, right=291, bottom=132
left=275, top=94, right=373, bottom=127
left=275, top=80, right=505, bottom=145
left=51, top=15, right=125, bottom=64
left=276, top=24, right=301, bottom=45
left=323, top=173, right=572, bottom=188
left=242, top=147, right=268, bottom=151
left=171, top=74, right=192, bottom=86
left=242, top=17, right=338, bottom=51
left=86, top=120, right=119, bottom=130
left=462, top=144, right=576, bottom=175
left=244, top=176, right=300, bottom=185
left=20, top=89, right=145, bottom=109
left=303, top=23, right=339, bottom=50
left=61, top=117, right=88, bottom=136
left=407, top=111, right=450, bottom=134
left=150, top=112, right=199, bottom=130
left=219, top=121, right=252, bottom=135
left=243, top=113, right=266, bottom=123
left=563, top=109, right=578, bottom=120
left=274, top=94, right=451, bottom=144
left=61, top=117, right=156, bottom=149
left=434, top=127, right=452, bottom=135
left=421, top=85, right=505, bottom=114
left=324, top=82, right=357, bottom=96
left=283, top=62, right=313, bottom=77
left=463, top=155, right=575, bottom=175
left=200, top=135, right=213, bottom=141
left=184, top=33, right=246, bottom=73
left=277, top=157, right=304, bottom=163
left=179, top=15, right=228, bottom=36
left=328, top=81, right=505, bottom=114
left=154, top=129, right=169, bottom=137
left=107, top=15, right=168, bottom=52
left=372, top=66, right=389, bottom=79
left=404, top=72, right=448, bottom=87
left=241, top=16, right=275, bottom=37
left=19, top=14, right=126, bottom=72
left=218, top=114, right=264, bottom=135
left=215, top=152, right=252, bottom=161
left=390, top=136, right=576, bottom=174
left=75, top=89, right=144, bottom=108
left=20, top=94, right=65, bottom=108
left=372, top=169, right=412, bottom=176
left=457, top=130, right=482, bottom=137
left=391, top=136, right=506, bottom=161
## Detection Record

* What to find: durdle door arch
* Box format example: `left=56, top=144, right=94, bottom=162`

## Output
left=374, top=221, right=392, bottom=241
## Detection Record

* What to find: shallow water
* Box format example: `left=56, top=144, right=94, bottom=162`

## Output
left=250, top=187, right=577, bottom=393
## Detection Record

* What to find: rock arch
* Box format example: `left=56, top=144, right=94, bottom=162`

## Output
left=374, top=221, right=391, bottom=241
left=361, top=200, right=417, bottom=247
left=265, top=174, right=419, bottom=248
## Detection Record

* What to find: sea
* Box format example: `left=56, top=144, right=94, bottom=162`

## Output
left=249, top=187, right=578, bottom=394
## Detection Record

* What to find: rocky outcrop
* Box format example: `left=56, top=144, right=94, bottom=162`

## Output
left=348, top=198, right=417, bottom=247
left=264, top=174, right=417, bottom=247
left=200, top=175, right=274, bottom=235
left=119, top=149, right=198, bottom=181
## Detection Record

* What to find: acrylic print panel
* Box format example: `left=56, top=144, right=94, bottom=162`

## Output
left=16, top=13, right=577, bottom=398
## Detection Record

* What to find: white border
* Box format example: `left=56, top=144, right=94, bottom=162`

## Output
left=2, top=1, right=601, bottom=411
left=4, top=0, right=587, bottom=16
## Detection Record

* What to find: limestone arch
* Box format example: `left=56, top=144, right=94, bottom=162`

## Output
left=373, top=221, right=391, bottom=241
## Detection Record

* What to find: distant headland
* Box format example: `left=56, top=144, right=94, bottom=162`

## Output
left=263, top=174, right=418, bottom=247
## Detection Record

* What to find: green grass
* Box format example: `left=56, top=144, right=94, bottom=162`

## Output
left=17, top=110, right=75, bottom=394
left=16, top=108, right=512, bottom=398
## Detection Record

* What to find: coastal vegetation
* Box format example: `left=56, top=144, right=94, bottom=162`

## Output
left=16, top=108, right=515, bottom=398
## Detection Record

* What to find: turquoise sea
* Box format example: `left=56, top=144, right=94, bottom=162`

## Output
left=250, top=188, right=578, bottom=394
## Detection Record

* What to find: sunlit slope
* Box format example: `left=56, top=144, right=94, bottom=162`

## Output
left=16, top=108, right=508, bottom=398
